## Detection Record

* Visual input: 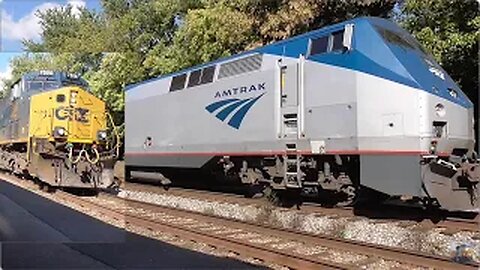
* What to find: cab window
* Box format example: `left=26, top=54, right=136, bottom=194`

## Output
left=28, top=81, right=43, bottom=91
left=309, top=29, right=346, bottom=56
left=310, top=36, right=329, bottom=55
left=331, top=30, right=345, bottom=51
left=45, top=82, right=59, bottom=89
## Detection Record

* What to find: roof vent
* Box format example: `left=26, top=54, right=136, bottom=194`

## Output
left=218, top=54, right=263, bottom=79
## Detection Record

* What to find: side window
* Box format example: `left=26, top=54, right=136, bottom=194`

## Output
left=187, top=70, right=202, bottom=87
left=310, top=36, right=329, bottom=55
left=201, top=66, right=215, bottom=84
left=310, top=29, right=346, bottom=56
left=169, top=74, right=187, bottom=92
left=331, top=30, right=345, bottom=51
left=187, top=66, right=216, bottom=88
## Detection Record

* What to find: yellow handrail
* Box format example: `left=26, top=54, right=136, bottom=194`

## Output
left=106, top=112, right=121, bottom=158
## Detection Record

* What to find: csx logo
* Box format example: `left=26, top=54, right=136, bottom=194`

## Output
left=55, top=107, right=89, bottom=123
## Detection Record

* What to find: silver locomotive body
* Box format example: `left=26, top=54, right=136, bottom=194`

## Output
left=125, top=17, right=478, bottom=211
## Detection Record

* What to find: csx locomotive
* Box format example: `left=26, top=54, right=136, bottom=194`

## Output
left=125, top=17, right=479, bottom=211
left=0, top=71, right=119, bottom=190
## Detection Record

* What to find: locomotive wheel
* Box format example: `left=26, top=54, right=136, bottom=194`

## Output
left=244, top=184, right=263, bottom=198
left=41, top=183, right=49, bottom=192
left=244, top=186, right=255, bottom=198
left=46, top=185, right=56, bottom=193
left=38, top=182, right=45, bottom=191
left=45, top=184, right=56, bottom=193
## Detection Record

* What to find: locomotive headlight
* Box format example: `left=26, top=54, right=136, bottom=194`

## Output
left=53, top=127, right=67, bottom=138
left=435, top=103, right=446, bottom=117
left=97, top=130, right=108, bottom=141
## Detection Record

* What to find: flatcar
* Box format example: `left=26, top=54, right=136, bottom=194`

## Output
left=125, top=17, right=479, bottom=211
left=0, top=71, right=120, bottom=190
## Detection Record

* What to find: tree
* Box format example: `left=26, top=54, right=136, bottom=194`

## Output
left=85, top=52, right=145, bottom=116
left=20, top=0, right=198, bottom=120
left=260, top=0, right=396, bottom=42
left=143, top=3, right=257, bottom=75
left=399, top=0, right=479, bottom=103
left=25, top=5, right=103, bottom=53
left=1, top=53, right=52, bottom=97
left=144, top=0, right=396, bottom=76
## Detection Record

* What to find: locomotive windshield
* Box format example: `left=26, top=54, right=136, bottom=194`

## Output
left=375, top=25, right=429, bottom=57
left=60, top=74, right=89, bottom=88
left=23, top=71, right=89, bottom=92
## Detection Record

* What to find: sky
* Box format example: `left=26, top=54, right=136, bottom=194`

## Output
left=0, top=0, right=102, bottom=87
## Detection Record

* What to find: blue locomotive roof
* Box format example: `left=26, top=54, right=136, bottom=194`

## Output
left=125, top=17, right=472, bottom=108
left=22, top=71, right=86, bottom=83
left=125, top=17, right=363, bottom=91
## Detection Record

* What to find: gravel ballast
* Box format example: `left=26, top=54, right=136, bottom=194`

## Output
left=118, top=189, right=480, bottom=262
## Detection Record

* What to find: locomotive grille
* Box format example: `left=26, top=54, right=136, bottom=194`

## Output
left=218, top=54, right=263, bottom=79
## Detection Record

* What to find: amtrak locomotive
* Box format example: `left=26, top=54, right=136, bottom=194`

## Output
left=125, top=17, right=479, bottom=211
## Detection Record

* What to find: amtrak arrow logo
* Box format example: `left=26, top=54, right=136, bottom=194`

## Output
left=205, top=93, right=265, bottom=129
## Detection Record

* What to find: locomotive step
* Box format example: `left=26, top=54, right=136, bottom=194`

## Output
left=302, top=181, right=320, bottom=186
left=285, top=183, right=301, bottom=188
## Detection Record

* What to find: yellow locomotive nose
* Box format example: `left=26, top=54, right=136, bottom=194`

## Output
left=30, top=86, right=108, bottom=144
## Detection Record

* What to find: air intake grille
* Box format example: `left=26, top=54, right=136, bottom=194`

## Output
left=218, top=54, right=262, bottom=79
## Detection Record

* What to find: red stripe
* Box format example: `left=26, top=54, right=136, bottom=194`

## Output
left=127, top=151, right=284, bottom=157
left=126, top=150, right=450, bottom=157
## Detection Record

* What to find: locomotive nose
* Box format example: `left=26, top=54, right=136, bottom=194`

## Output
left=423, top=158, right=480, bottom=212
left=422, top=57, right=471, bottom=108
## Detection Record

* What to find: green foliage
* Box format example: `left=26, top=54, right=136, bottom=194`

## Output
left=18, top=0, right=198, bottom=119
left=86, top=52, right=145, bottom=113
left=27, top=5, right=103, bottom=53
left=400, top=0, right=479, bottom=102
left=144, top=0, right=396, bottom=75
left=1, top=53, right=57, bottom=97
left=259, top=0, right=396, bottom=42
left=144, top=4, right=257, bottom=75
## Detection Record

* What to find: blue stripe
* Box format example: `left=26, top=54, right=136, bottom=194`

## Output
left=126, top=17, right=472, bottom=109
left=205, top=98, right=239, bottom=113
left=125, top=18, right=362, bottom=92
left=216, top=98, right=252, bottom=121
left=228, top=94, right=265, bottom=129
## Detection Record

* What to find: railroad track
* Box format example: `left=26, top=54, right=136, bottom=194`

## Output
left=123, top=182, right=480, bottom=233
left=50, top=190, right=480, bottom=269
left=440, top=217, right=480, bottom=232
left=2, top=175, right=478, bottom=269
